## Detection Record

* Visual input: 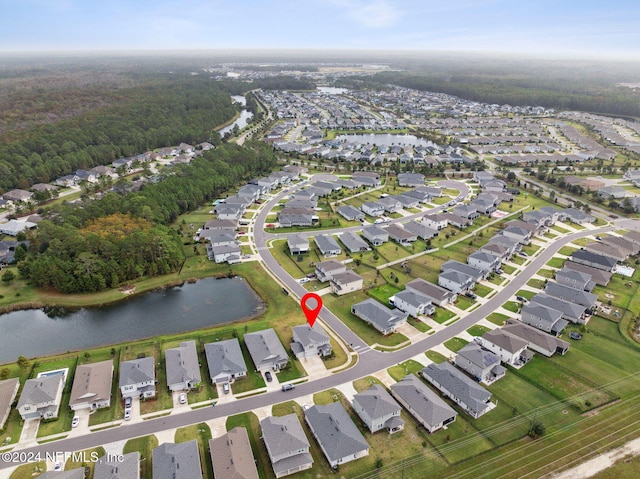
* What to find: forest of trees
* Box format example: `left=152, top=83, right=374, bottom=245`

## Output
left=0, top=76, right=239, bottom=191
left=17, top=142, right=277, bottom=293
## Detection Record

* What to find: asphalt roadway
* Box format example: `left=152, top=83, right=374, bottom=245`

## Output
left=2, top=179, right=633, bottom=469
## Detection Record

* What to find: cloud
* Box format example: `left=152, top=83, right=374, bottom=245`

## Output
left=329, top=0, right=402, bottom=28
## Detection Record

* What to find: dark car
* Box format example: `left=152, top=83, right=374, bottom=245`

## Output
left=282, top=287, right=289, bottom=295
left=464, top=291, right=477, bottom=299
left=265, top=371, right=273, bottom=382
left=569, top=332, right=583, bottom=340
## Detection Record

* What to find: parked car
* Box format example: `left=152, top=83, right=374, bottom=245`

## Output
left=306, top=273, right=316, bottom=279
left=265, top=371, right=273, bottom=382
left=223, top=383, right=230, bottom=394
left=54, top=462, right=62, bottom=471
left=496, top=269, right=504, bottom=275
left=569, top=332, right=583, bottom=340
left=516, top=295, right=528, bottom=303
left=124, top=409, right=132, bottom=421
left=281, top=383, right=294, bottom=392
left=300, top=277, right=311, bottom=284
left=282, top=287, right=289, bottom=295
left=71, top=416, right=80, bottom=428
left=178, top=393, right=187, bottom=404
left=464, top=291, right=477, bottom=299
left=518, top=251, right=529, bottom=257
left=124, top=397, right=132, bottom=409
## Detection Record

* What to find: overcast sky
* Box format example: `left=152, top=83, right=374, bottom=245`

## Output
left=2, top=0, right=638, bottom=58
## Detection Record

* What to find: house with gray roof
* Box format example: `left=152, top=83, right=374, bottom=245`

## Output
left=403, top=189, right=431, bottom=203
left=530, top=293, right=587, bottom=324
left=544, top=281, right=598, bottom=309
left=17, top=375, right=65, bottom=420
left=442, top=260, right=488, bottom=282
left=390, top=374, right=457, bottom=433
left=351, top=299, right=408, bottom=335
left=204, top=231, right=237, bottom=248
left=488, top=235, right=521, bottom=256
left=386, top=224, right=418, bottom=245
left=244, top=329, right=289, bottom=373
left=287, top=234, right=309, bottom=255
left=405, top=278, right=457, bottom=307
left=422, top=362, right=495, bottom=419
left=563, top=207, right=595, bottom=224
left=389, top=290, right=435, bottom=317
left=479, top=329, right=532, bottom=368
left=204, top=339, right=247, bottom=384
left=438, top=270, right=474, bottom=294
left=209, top=427, right=259, bottom=479
left=398, top=173, right=425, bottom=187
left=94, top=452, right=140, bottom=479
left=470, top=198, right=497, bottom=216
left=585, top=241, right=628, bottom=262
left=0, top=378, right=19, bottom=429
left=339, top=231, right=370, bottom=253
left=480, top=242, right=512, bottom=262
left=337, top=205, right=365, bottom=222
left=501, top=226, right=532, bottom=245
left=404, top=220, right=438, bottom=240
left=361, top=201, right=385, bottom=217
left=153, top=441, right=202, bottom=479
left=315, top=234, right=342, bottom=257
left=278, top=212, right=315, bottom=228
left=352, top=385, right=404, bottom=434
left=361, top=225, right=388, bottom=246
left=237, top=184, right=262, bottom=202
left=455, top=343, right=506, bottom=384
left=378, top=196, right=402, bottom=213
left=215, top=205, right=244, bottom=221
left=564, top=261, right=612, bottom=286
left=503, top=319, right=570, bottom=357
left=204, top=219, right=237, bottom=231
left=394, top=194, right=419, bottom=209
left=330, top=270, right=364, bottom=296
left=570, top=250, right=617, bottom=272
left=69, top=360, right=113, bottom=411
left=422, top=214, right=448, bottom=231
left=165, top=340, right=202, bottom=391
left=555, top=268, right=594, bottom=292
left=453, top=204, right=480, bottom=221
left=601, top=235, right=639, bottom=256
left=261, top=414, right=313, bottom=478
left=291, top=324, right=332, bottom=359
left=38, top=471, right=84, bottom=479
left=119, top=357, right=156, bottom=399
left=315, top=260, right=347, bottom=282
left=305, top=402, right=370, bottom=468
left=207, top=243, right=242, bottom=264
left=521, top=302, right=569, bottom=336
left=468, top=250, right=501, bottom=273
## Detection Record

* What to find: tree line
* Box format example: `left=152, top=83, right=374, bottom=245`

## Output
left=17, top=142, right=277, bottom=293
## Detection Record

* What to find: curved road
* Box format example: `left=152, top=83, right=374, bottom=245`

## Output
left=2, top=180, right=633, bottom=469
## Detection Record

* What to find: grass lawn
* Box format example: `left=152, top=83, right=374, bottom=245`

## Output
left=522, top=244, right=540, bottom=256
left=387, top=360, right=426, bottom=381
left=353, top=376, right=384, bottom=392
left=65, top=446, right=105, bottom=477
left=503, top=301, right=521, bottom=313
left=425, top=351, right=447, bottom=363
left=552, top=225, right=571, bottom=234
left=123, top=435, right=158, bottom=479
left=511, top=255, right=526, bottom=265
left=427, top=412, right=494, bottom=463
left=467, top=325, right=491, bottom=337
left=8, top=462, right=46, bottom=479
left=474, top=283, right=494, bottom=297
left=175, top=423, right=213, bottom=479
left=559, top=246, right=579, bottom=256
left=367, top=283, right=402, bottom=305
left=488, top=274, right=506, bottom=286
left=432, top=307, right=456, bottom=324
left=546, top=257, right=566, bottom=268
left=592, top=454, right=640, bottom=479
left=536, top=268, right=556, bottom=278
left=454, top=295, right=476, bottom=311
left=444, top=337, right=469, bottom=354
left=527, top=278, right=546, bottom=289
left=501, top=264, right=517, bottom=275
left=487, top=312, right=511, bottom=326
left=322, top=293, right=409, bottom=347
left=516, top=289, right=536, bottom=300
left=408, top=316, right=432, bottom=333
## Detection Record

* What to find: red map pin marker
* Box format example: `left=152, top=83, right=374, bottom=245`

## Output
left=301, top=292, right=322, bottom=328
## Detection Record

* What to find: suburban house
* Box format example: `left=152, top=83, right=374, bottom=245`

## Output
left=403, top=188, right=432, bottom=203
left=585, top=242, right=628, bottom=262
left=455, top=343, right=506, bottom=384
left=403, top=220, right=438, bottom=240
left=315, top=234, right=342, bottom=257
left=389, top=290, right=435, bottom=317
left=204, top=219, right=237, bottom=231
left=119, top=357, right=156, bottom=399
left=17, top=375, right=65, bottom=420
left=207, top=244, right=242, bottom=264
left=352, top=171, right=382, bottom=187
left=287, top=234, right=310, bottom=255
left=315, top=260, right=347, bottom=282
left=165, top=341, right=202, bottom=391
left=531, top=293, right=588, bottom=324
left=386, top=224, right=418, bottom=245
left=361, top=225, right=389, bottom=246
left=564, top=261, right=612, bottom=286
left=438, top=270, right=474, bottom=294
left=405, top=278, right=457, bottom=307
left=520, top=302, right=569, bottom=336
left=500, top=226, right=532, bottom=245
left=480, top=243, right=512, bottom=262
left=503, top=319, right=570, bottom=357
left=261, top=414, right=313, bottom=478
left=204, top=339, right=247, bottom=384
left=39, top=470, right=85, bottom=479
left=453, top=204, right=480, bottom=221
left=352, top=384, right=405, bottom=434
left=153, top=441, right=203, bottom=479
left=470, top=198, right=497, bottom=216
left=570, top=250, right=617, bottom=272
left=339, top=231, right=371, bottom=253
left=330, top=270, right=364, bottom=295
left=2, top=189, right=33, bottom=202
left=479, top=329, right=533, bottom=368
left=422, top=214, right=448, bottom=231
left=337, top=205, right=366, bottom=222
left=563, top=207, right=595, bottom=224
left=206, top=232, right=237, bottom=248
left=290, top=324, right=333, bottom=359
left=378, top=196, right=402, bottom=213
left=544, top=282, right=598, bottom=309
left=398, top=173, right=425, bottom=187
left=244, top=329, right=289, bottom=372
left=94, top=452, right=140, bottom=479
left=361, top=201, right=385, bottom=217
left=488, top=235, right=521, bottom=256
left=442, top=260, right=488, bottom=282
left=351, top=299, right=408, bottom=335
left=209, top=427, right=259, bottom=479
left=278, top=211, right=316, bottom=228
left=215, top=205, right=244, bottom=221
left=555, top=268, right=594, bottom=292
left=305, top=402, right=370, bottom=468
left=468, top=250, right=502, bottom=272
left=422, top=362, right=495, bottom=419
left=0, top=219, right=37, bottom=236
left=601, top=235, right=639, bottom=256
left=69, top=360, right=114, bottom=411
left=0, top=378, right=20, bottom=429
left=390, top=374, right=457, bottom=433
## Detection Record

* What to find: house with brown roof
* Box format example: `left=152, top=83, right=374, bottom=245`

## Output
left=209, top=427, right=259, bottom=479
left=0, top=378, right=19, bottom=429
left=69, top=360, right=114, bottom=411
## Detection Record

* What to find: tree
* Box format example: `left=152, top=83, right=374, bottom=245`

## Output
left=529, top=420, right=546, bottom=438
left=17, top=355, right=28, bottom=369
left=1, top=270, right=15, bottom=283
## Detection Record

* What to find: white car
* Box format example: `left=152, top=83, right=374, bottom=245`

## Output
left=124, top=409, right=132, bottom=421
left=299, top=277, right=311, bottom=284
left=178, top=393, right=187, bottom=404
left=71, top=416, right=80, bottom=428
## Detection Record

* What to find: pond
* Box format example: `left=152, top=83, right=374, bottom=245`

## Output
left=0, top=277, right=263, bottom=363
